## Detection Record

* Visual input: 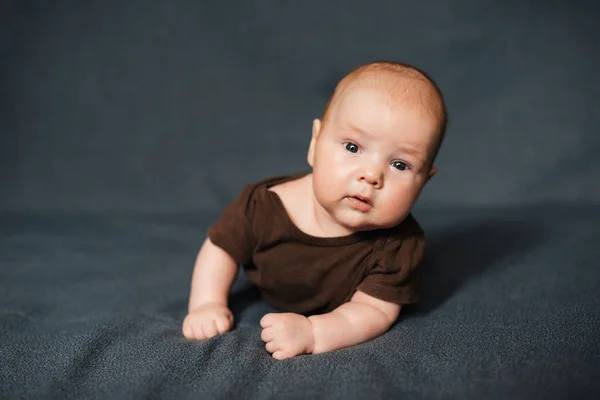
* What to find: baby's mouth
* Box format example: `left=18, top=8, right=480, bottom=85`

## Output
left=352, top=195, right=371, bottom=205
left=346, top=195, right=373, bottom=211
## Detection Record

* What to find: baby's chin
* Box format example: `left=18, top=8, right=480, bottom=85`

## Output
left=332, top=210, right=401, bottom=233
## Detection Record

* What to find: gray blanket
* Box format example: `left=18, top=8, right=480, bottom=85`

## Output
left=2, top=207, right=599, bottom=398
left=2, top=1, right=599, bottom=398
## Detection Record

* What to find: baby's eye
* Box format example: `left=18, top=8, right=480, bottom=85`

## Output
left=391, top=160, right=409, bottom=171
left=343, top=142, right=360, bottom=154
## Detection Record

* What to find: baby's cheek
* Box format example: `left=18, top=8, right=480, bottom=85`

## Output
left=379, top=193, right=412, bottom=222
left=313, top=175, right=339, bottom=204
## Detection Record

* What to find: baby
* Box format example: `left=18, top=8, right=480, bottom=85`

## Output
left=182, top=61, right=447, bottom=360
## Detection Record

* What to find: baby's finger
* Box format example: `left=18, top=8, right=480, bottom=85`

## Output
left=202, top=321, right=218, bottom=338
left=260, top=313, right=275, bottom=328
left=272, top=350, right=286, bottom=360
left=196, top=326, right=208, bottom=340
left=212, top=320, right=221, bottom=336
left=190, top=324, right=203, bottom=340
left=182, top=318, right=195, bottom=338
left=182, top=320, right=192, bottom=338
left=260, top=327, right=273, bottom=342
left=215, top=316, right=231, bottom=334
left=265, top=340, right=278, bottom=354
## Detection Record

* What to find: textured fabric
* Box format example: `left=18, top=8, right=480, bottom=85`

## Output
left=1, top=207, right=599, bottom=399
left=208, top=174, right=424, bottom=314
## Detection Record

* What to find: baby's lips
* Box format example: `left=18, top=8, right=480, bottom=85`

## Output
left=346, top=196, right=373, bottom=212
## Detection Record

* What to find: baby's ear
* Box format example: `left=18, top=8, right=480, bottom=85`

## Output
left=307, top=119, right=321, bottom=167
left=312, top=119, right=321, bottom=139
left=426, top=166, right=437, bottom=182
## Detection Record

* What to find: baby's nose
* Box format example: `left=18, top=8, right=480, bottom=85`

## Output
left=360, top=168, right=383, bottom=188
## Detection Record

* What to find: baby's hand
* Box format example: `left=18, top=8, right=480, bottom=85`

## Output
left=260, top=313, right=315, bottom=360
left=182, top=302, right=233, bottom=340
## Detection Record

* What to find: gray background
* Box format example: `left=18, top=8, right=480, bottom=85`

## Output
left=2, top=0, right=599, bottom=212
left=2, top=1, right=600, bottom=399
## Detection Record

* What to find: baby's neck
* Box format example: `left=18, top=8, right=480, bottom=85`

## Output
left=270, top=174, right=355, bottom=238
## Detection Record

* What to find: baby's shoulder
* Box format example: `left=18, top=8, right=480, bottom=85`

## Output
left=245, top=172, right=308, bottom=194
left=267, top=173, right=308, bottom=199
left=233, top=172, right=309, bottom=224
left=379, top=213, right=424, bottom=245
left=370, top=214, right=426, bottom=268
left=235, top=173, right=304, bottom=204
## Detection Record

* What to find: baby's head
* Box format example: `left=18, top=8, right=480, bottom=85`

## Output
left=307, top=61, right=447, bottom=234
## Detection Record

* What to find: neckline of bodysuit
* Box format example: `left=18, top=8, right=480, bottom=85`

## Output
left=263, top=175, right=375, bottom=247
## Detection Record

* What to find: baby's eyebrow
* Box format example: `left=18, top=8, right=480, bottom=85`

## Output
left=347, top=123, right=427, bottom=163
left=347, top=123, right=371, bottom=139
left=395, top=145, right=426, bottom=164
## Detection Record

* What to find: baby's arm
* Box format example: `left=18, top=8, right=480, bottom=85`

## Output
left=260, top=290, right=400, bottom=359
left=182, top=237, right=239, bottom=340
left=308, top=290, right=400, bottom=354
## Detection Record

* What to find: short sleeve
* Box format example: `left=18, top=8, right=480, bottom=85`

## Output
left=356, top=234, right=425, bottom=305
left=207, top=184, right=257, bottom=265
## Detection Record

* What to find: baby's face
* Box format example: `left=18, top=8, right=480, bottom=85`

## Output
left=309, top=86, right=439, bottom=233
